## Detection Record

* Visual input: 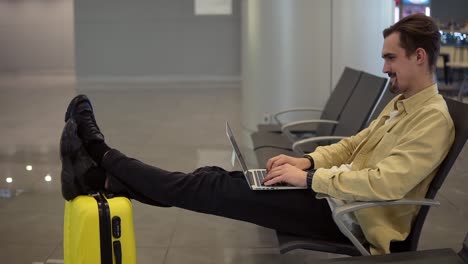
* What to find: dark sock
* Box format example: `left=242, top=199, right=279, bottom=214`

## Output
left=85, top=141, right=111, bottom=165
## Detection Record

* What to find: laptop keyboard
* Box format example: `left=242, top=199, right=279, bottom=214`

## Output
left=252, top=170, right=267, bottom=185
left=250, top=170, right=288, bottom=187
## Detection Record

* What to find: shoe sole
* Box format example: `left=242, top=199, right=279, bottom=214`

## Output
left=60, top=119, right=83, bottom=200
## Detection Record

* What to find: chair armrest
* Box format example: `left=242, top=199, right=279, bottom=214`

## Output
left=281, top=119, right=339, bottom=133
left=281, top=120, right=339, bottom=141
left=273, top=107, right=323, bottom=124
left=333, top=199, right=440, bottom=216
left=317, top=193, right=441, bottom=256
left=292, top=136, right=346, bottom=154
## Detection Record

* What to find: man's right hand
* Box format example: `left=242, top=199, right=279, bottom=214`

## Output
left=266, top=154, right=311, bottom=172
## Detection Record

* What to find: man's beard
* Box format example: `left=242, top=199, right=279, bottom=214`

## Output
left=388, top=72, right=399, bottom=94
left=389, top=82, right=400, bottom=94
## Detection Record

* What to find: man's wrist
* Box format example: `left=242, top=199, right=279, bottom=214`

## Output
left=306, top=170, right=315, bottom=189
left=302, top=155, right=315, bottom=170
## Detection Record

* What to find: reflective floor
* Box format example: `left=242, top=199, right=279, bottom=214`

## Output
left=0, top=75, right=467, bottom=263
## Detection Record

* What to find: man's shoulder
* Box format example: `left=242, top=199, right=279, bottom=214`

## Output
left=414, top=95, right=453, bottom=127
left=423, top=94, right=450, bottom=113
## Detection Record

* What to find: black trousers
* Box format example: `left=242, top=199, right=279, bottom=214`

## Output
left=101, top=149, right=348, bottom=243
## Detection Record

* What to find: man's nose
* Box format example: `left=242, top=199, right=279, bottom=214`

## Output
left=382, top=63, right=390, bottom=74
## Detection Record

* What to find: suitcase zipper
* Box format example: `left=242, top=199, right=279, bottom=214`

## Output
left=93, top=193, right=113, bottom=264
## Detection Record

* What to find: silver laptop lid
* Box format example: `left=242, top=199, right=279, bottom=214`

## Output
left=226, top=122, right=249, bottom=174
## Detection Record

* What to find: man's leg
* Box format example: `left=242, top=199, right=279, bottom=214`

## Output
left=62, top=94, right=347, bottom=243
left=101, top=149, right=347, bottom=242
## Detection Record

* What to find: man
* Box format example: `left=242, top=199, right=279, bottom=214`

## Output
left=61, top=14, right=454, bottom=255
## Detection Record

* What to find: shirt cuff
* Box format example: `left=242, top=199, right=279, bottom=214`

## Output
left=311, top=168, right=335, bottom=194
left=309, top=152, right=326, bottom=169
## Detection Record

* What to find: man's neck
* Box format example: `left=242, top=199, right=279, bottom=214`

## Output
left=402, top=74, right=436, bottom=98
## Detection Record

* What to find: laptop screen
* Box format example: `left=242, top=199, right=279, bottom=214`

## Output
left=225, top=122, right=249, bottom=173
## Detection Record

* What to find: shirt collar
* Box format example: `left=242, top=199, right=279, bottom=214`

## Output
left=394, top=83, right=439, bottom=114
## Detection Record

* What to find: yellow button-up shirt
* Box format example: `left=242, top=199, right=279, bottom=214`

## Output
left=309, top=84, right=454, bottom=255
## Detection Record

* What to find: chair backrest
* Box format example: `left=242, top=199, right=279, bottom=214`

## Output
left=326, top=72, right=388, bottom=137
left=315, top=67, right=362, bottom=135
left=365, top=85, right=396, bottom=127
left=391, top=97, right=468, bottom=253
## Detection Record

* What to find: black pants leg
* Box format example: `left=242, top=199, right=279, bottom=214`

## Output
left=102, top=149, right=347, bottom=242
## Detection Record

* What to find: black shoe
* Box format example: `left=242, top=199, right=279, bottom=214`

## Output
left=60, top=118, right=96, bottom=200
left=65, top=94, right=104, bottom=144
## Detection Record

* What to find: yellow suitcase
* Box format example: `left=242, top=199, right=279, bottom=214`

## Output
left=64, top=193, right=136, bottom=264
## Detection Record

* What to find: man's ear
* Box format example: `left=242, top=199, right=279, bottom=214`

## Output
left=415, top=48, right=427, bottom=65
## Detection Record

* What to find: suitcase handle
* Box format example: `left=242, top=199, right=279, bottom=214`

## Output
left=94, top=193, right=125, bottom=264
left=93, top=193, right=113, bottom=264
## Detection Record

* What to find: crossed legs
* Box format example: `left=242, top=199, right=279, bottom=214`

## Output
left=60, top=94, right=348, bottom=244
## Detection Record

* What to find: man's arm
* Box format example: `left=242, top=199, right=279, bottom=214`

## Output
left=309, top=120, right=374, bottom=169
left=311, top=108, right=454, bottom=201
left=263, top=120, right=376, bottom=187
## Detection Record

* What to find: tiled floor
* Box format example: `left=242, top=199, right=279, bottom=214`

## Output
left=0, top=75, right=466, bottom=263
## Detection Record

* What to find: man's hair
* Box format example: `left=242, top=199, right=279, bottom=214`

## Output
left=383, top=13, right=440, bottom=71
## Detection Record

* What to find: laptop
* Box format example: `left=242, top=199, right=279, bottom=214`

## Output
left=226, top=122, right=307, bottom=190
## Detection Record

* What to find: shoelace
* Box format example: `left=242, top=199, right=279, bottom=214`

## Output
left=80, top=112, right=101, bottom=136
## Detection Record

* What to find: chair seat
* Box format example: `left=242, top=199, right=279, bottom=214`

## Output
left=257, top=123, right=282, bottom=133
left=276, top=231, right=362, bottom=256
left=251, top=131, right=293, bottom=150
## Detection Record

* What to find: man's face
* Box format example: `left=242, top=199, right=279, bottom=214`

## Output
left=381, top=32, right=418, bottom=95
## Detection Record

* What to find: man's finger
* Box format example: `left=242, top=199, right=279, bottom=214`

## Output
left=264, top=175, right=283, bottom=186
left=266, top=156, right=280, bottom=171
left=271, top=158, right=286, bottom=170
left=264, top=166, right=284, bottom=182
left=263, top=170, right=278, bottom=182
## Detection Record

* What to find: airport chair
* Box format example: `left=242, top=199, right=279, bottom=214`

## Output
left=275, top=97, right=468, bottom=257
left=289, top=83, right=396, bottom=154
left=251, top=72, right=388, bottom=151
left=366, top=86, right=396, bottom=122
left=254, top=85, right=395, bottom=167
left=256, top=67, right=362, bottom=135
left=252, top=72, right=388, bottom=167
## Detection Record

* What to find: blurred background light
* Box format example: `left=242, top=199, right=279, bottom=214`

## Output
left=45, top=174, right=52, bottom=182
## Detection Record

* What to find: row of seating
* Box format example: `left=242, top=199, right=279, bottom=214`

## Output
left=252, top=68, right=391, bottom=168
left=248, top=67, right=468, bottom=257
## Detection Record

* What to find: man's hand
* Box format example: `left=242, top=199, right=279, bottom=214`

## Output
left=266, top=154, right=311, bottom=172
left=263, top=164, right=307, bottom=187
